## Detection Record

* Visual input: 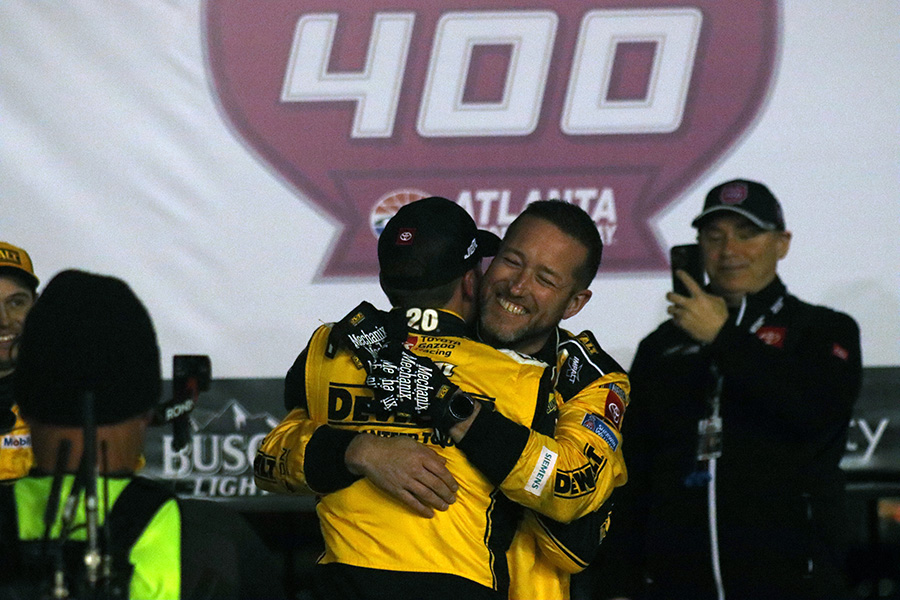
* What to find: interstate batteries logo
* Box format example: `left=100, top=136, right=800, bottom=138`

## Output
left=205, top=1, right=777, bottom=275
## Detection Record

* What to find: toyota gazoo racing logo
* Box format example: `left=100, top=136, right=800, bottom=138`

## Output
left=206, top=1, right=777, bottom=276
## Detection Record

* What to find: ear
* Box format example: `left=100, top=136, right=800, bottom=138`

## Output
left=776, top=230, right=792, bottom=260
left=562, top=288, right=592, bottom=320
left=462, top=268, right=481, bottom=302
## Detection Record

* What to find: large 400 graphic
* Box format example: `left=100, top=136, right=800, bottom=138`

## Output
left=206, top=1, right=777, bottom=277
left=281, top=9, right=701, bottom=138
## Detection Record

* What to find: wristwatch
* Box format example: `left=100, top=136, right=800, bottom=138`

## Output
left=447, top=390, right=476, bottom=422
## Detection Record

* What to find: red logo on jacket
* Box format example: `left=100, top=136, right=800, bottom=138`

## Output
left=602, top=383, right=627, bottom=430
left=756, top=326, right=786, bottom=348
left=832, top=343, right=850, bottom=361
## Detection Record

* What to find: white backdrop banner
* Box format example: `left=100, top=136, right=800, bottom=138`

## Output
left=1, top=1, right=897, bottom=380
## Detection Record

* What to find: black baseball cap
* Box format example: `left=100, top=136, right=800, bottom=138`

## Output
left=691, top=179, right=786, bottom=231
left=378, top=196, right=501, bottom=290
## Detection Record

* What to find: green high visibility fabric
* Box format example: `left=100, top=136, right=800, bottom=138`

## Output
left=14, top=475, right=182, bottom=599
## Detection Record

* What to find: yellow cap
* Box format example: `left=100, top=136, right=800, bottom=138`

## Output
left=0, top=241, right=39, bottom=289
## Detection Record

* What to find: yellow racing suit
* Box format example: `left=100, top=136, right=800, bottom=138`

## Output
left=0, top=404, right=33, bottom=481
left=255, top=308, right=628, bottom=596
left=506, top=327, right=627, bottom=599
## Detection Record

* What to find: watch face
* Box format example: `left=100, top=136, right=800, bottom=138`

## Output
left=448, top=392, right=475, bottom=421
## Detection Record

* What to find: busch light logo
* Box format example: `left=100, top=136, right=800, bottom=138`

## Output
left=157, top=399, right=280, bottom=497
left=206, top=1, right=777, bottom=276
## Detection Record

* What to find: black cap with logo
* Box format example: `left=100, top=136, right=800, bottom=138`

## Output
left=692, top=179, right=786, bottom=231
left=378, top=196, right=501, bottom=290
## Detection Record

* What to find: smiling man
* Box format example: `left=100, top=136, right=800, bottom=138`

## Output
left=472, top=200, right=624, bottom=600
left=256, top=199, right=628, bottom=600
left=0, top=241, right=39, bottom=481
left=600, top=180, right=862, bottom=600
left=478, top=201, right=598, bottom=357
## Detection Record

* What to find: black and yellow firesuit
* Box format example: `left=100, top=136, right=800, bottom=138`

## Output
left=255, top=307, right=628, bottom=599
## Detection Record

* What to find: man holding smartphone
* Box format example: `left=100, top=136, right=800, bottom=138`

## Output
left=599, top=179, right=862, bottom=600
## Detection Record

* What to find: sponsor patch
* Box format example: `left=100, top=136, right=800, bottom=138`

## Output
left=576, top=332, right=599, bottom=355
left=464, top=237, right=477, bottom=259
left=581, top=413, right=619, bottom=451
left=602, top=384, right=626, bottom=429
left=2, top=434, right=31, bottom=449
left=546, top=393, right=559, bottom=415
left=416, top=336, right=461, bottom=351
left=755, top=325, right=786, bottom=348
left=525, top=445, right=558, bottom=497
left=565, top=355, right=582, bottom=384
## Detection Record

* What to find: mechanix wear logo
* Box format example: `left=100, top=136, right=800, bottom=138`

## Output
left=205, top=1, right=777, bottom=276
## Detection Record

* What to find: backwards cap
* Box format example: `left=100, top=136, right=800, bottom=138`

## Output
left=378, top=197, right=501, bottom=290
left=14, top=270, right=162, bottom=426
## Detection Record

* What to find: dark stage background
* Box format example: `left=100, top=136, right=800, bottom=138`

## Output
left=143, top=367, right=900, bottom=599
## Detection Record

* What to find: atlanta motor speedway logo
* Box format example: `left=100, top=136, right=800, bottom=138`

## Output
left=205, top=1, right=778, bottom=276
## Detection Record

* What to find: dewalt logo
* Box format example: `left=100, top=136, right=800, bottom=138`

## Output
left=0, top=248, right=22, bottom=265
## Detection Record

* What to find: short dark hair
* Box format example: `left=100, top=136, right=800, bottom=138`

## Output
left=505, top=200, right=602, bottom=289
left=379, top=273, right=460, bottom=309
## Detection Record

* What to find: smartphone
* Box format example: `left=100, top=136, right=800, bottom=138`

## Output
left=670, top=244, right=704, bottom=296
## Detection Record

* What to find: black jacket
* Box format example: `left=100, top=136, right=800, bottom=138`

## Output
left=601, top=277, right=861, bottom=600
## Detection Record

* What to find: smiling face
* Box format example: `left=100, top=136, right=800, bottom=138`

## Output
left=697, top=213, right=791, bottom=306
left=478, top=215, right=591, bottom=355
left=0, top=275, right=35, bottom=377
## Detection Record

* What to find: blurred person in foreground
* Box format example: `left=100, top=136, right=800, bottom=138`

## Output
left=599, top=179, right=862, bottom=600
left=0, top=269, right=285, bottom=599
left=0, top=241, right=39, bottom=482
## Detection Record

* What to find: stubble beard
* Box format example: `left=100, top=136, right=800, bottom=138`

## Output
left=478, top=310, right=548, bottom=355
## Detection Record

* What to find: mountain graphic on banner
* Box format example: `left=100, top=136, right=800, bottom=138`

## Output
left=193, top=399, right=280, bottom=433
